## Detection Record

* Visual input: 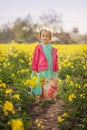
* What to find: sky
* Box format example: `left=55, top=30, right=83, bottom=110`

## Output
left=0, top=0, right=87, bottom=34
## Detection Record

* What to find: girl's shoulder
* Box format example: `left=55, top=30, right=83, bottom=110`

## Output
left=34, top=43, right=42, bottom=51
left=52, top=45, right=57, bottom=50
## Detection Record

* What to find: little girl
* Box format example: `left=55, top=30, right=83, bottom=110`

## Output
left=31, top=29, right=58, bottom=99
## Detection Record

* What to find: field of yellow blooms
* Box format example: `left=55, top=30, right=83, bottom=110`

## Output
left=0, top=42, right=87, bottom=130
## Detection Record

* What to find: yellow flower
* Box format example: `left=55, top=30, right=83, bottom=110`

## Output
left=3, top=62, right=7, bottom=68
left=37, top=123, right=41, bottom=128
left=35, top=118, right=39, bottom=123
left=2, top=83, right=6, bottom=88
left=58, top=116, right=64, bottom=122
left=35, top=118, right=44, bottom=129
left=0, top=80, right=2, bottom=83
left=13, top=53, right=17, bottom=58
left=84, top=84, right=87, bottom=88
left=83, top=65, right=86, bottom=69
left=71, top=65, right=74, bottom=69
left=11, top=73, right=15, bottom=78
left=12, top=94, right=20, bottom=100
left=7, top=62, right=10, bottom=66
left=80, top=94, right=85, bottom=98
left=24, top=79, right=30, bottom=86
left=70, top=81, right=74, bottom=86
left=40, top=77, right=45, bottom=86
left=19, top=59, right=25, bottom=63
left=21, top=69, right=26, bottom=73
left=5, top=88, right=13, bottom=94
left=75, top=84, right=81, bottom=88
left=8, top=119, right=24, bottom=130
left=3, top=101, right=15, bottom=116
left=30, top=76, right=37, bottom=88
left=41, top=125, right=45, bottom=129
left=69, top=93, right=76, bottom=102
left=62, top=112, right=69, bottom=117
left=66, top=74, right=70, bottom=80
left=58, top=79, right=62, bottom=84
left=24, top=78, right=38, bottom=88
left=0, top=83, right=6, bottom=88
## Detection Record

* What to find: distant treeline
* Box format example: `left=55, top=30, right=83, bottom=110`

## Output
left=0, top=12, right=87, bottom=44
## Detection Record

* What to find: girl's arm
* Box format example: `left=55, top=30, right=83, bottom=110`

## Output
left=31, top=45, right=39, bottom=72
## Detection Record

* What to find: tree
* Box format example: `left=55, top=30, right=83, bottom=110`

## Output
left=0, top=24, right=15, bottom=43
left=39, top=10, right=63, bottom=33
left=13, top=14, right=35, bottom=42
left=72, top=27, right=79, bottom=34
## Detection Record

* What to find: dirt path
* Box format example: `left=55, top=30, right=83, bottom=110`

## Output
left=29, top=96, right=63, bottom=130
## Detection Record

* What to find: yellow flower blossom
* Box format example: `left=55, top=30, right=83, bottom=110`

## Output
left=29, top=61, right=31, bottom=65
left=35, top=118, right=44, bottom=129
left=8, top=119, right=24, bottom=130
left=62, top=112, right=69, bottom=117
left=37, top=123, right=41, bottom=128
left=41, top=125, right=45, bottom=129
left=35, top=118, right=39, bottom=123
left=24, top=79, right=30, bottom=86
left=23, top=76, right=44, bottom=88
left=0, top=80, right=2, bottom=83
left=3, top=101, right=15, bottom=116
left=13, top=53, right=18, bottom=58
left=58, top=79, right=62, bottom=84
left=84, top=84, right=87, bottom=87
left=83, top=65, right=86, bottom=69
left=11, top=73, right=15, bottom=78
left=58, top=116, right=64, bottom=122
left=24, top=76, right=38, bottom=88
left=12, top=94, right=20, bottom=100
left=69, top=93, right=76, bottom=102
left=66, top=74, right=71, bottom=79
left=71, top=65, right=74, bottom=69
left=3, top=62, right=7, bottom=68
left=19, top=59, right=25, bottom=63
left=75, top=84, right=81, bottom=88
left=20, top=69, right=26, bottom=73
left=0, top=83, right=6, bottom=88
left=5, top=88, right=13, bottom=94
left=7, top=62, right=10, bottom=66
left=80, top=94, right=85, bottom=98
left=40, top=77, right=45, bottom=86
left=2, top=83, right=6, bottom=88
left=69, top=81, right=74, bottom=86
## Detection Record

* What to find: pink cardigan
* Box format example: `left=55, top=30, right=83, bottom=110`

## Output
left=32, top=44, right=58, bottom=72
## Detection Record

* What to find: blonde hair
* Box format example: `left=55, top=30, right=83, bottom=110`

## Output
left=40, top=29, right=52, bottom=40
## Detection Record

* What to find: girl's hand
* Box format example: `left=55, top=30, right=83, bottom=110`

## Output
left=32, top=71, right=36, bottom=74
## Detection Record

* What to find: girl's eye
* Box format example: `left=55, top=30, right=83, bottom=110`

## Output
left=41, top=34, right=49, bottom=38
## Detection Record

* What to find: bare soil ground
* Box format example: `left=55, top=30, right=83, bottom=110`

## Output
left=28, top=95, right=63, bottom=130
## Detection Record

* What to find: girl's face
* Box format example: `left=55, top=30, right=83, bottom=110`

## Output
left=40, top=30, right=51, bottom=44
